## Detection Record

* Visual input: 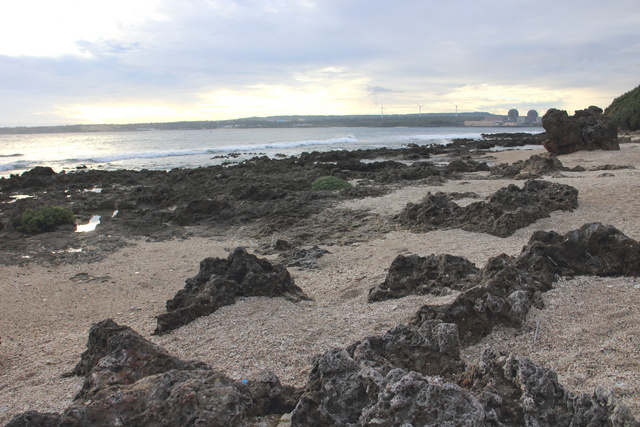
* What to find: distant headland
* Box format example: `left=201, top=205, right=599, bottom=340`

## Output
left=0, top=111, right=542, bottom=135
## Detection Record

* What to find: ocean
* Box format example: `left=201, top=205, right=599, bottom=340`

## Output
left=0, top=126, right=542, bottom=178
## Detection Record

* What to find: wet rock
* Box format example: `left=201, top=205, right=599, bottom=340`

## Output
left=396, top=179, right=579, bottom=237
left=460, top=348, right=638, bottom=426
left=154, top=247, right=309, bottom=335
left=291, top=321, right=465, bottom=425
left=67, top=318, right=207, bottom=399
left=543, top=106, right=619, bottom=154
left=368, top=253, right=478, bottom=302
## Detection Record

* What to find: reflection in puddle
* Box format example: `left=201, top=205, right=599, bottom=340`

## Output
left=76, top=215, right=101, bottom=233
left=7, top=194, right=33, bottom=204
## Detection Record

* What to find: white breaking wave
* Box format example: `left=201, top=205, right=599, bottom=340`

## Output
left=78, top=135, right=360, bottom=164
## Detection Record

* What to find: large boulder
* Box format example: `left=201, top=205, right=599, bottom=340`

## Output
left=542, top=106, right=619, bottom=154
left=154, top=247, right=309, bottom=335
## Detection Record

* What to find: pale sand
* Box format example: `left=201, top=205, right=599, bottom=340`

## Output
left=2, top=142, right=640, bottom=422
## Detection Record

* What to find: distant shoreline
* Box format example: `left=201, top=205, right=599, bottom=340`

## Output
left=0, top=113, right=542, bottom=136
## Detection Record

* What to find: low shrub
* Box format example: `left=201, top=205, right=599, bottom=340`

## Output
left=18, top=205, right=76, bottom=234
left=311, top=176, right=352, bottom=191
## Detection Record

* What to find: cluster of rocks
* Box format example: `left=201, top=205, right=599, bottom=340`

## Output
left=154, top=247, right=309, bottom=335
left=542, top=106, right=619, bottom=155
left=396, top=179, right=579, bottom=237
left=8, top=223, right=640, bottom=426
left=292, top=322, right=635, bottom=426
left=489, top=154, right=586, bottom=179
left=372, top=223, right=639, bottom=346
left=7, top=319, right=301, bottom=426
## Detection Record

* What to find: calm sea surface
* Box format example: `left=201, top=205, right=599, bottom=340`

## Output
left=0, top=127, right=542, bottom=177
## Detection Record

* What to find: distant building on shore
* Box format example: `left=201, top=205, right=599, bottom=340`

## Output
left=464, top=108, right=541, bottom=127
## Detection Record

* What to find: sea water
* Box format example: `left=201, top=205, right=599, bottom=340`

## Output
left=0, top=127, right=542, bottom=177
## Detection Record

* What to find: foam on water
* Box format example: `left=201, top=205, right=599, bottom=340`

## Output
left=0, top=127, right=543, bottom=177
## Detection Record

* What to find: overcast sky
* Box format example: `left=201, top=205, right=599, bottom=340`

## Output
left=1, top=0, right=639, bottom=126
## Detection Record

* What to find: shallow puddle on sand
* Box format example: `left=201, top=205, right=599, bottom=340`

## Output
left=75, top=215, right=101, bottom=233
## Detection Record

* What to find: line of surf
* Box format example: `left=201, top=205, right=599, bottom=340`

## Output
left=71, top=135, right=361, bottom=164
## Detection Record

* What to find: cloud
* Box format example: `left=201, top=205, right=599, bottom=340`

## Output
left=366, top=86, right=403, bottom=96
left=1, top=0, right=640, bottom=125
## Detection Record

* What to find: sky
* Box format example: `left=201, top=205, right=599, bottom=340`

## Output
left=1, top=0, right=639, bottom=127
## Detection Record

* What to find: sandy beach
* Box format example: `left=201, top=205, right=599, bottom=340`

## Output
left=2, top=137, right=640, bottom=424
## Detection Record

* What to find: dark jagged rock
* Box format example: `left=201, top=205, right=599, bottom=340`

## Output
left=411, top=223, right=639, bottom=344
left=543, top=106, right=619, bottom=154
left=171, top=197, right=231, bottom=225
left=460, top=348, right=638, bottom=426
left=396, top=179, right=579, bottom=237
left=368, top=253, right=478, bottom=302
left=247, top=369, right=303, bottom=416
left=5, top=411, right=62, bottom=427
left=447, top=159, right=491, bottom=173
left=357, top=370, right=486, bottom=426
left=490, top=154, right=577, bottom=178
left=291, top=319, right=637, bottom=426
left=410, top=262, right=546, bottom=345
left=67, top=318, right=207, bottom=399
left=9, top=319, right=300, bottom=426
left=285, top=245, right=331, bottom=269
left=154, top=247, right=309, bottom=335
left=516, top=222, right=640, bottom=277
left=60, top=370, right=257, bottom=426
left=291, top=320, right=465, bottom=425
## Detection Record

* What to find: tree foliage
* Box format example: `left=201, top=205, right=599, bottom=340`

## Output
left=18, top=205, right=76, bottom=234
left=605, top=84, right=640, bottom=131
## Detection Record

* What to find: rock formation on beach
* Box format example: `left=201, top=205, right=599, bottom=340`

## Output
left=396, top=179, right=579, bottom=237
left=7, top=223, right=640, bottom=426
left=542, top=106, right=619, bottom=154
left=8, top=319, right=300, bottom=426
left=153, top=247, right=309, bottom=335
left=409, top=223, right=640, bottom=344
left=367, top=253, right=479, bottom=302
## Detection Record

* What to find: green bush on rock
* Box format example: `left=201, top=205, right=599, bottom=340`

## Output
left=311, top=176, right=352, bottom=191
left=18, top=205, right=76, bottom=234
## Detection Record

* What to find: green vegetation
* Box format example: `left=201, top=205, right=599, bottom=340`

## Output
left=605, top=84, right=640, bottom=131
left=311, top=176, right=352, bottom=191
left=18, top=205, right=76, bottom=234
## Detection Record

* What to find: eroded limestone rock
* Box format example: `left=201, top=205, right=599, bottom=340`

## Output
left=154, top=247, right=309, bottom=335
